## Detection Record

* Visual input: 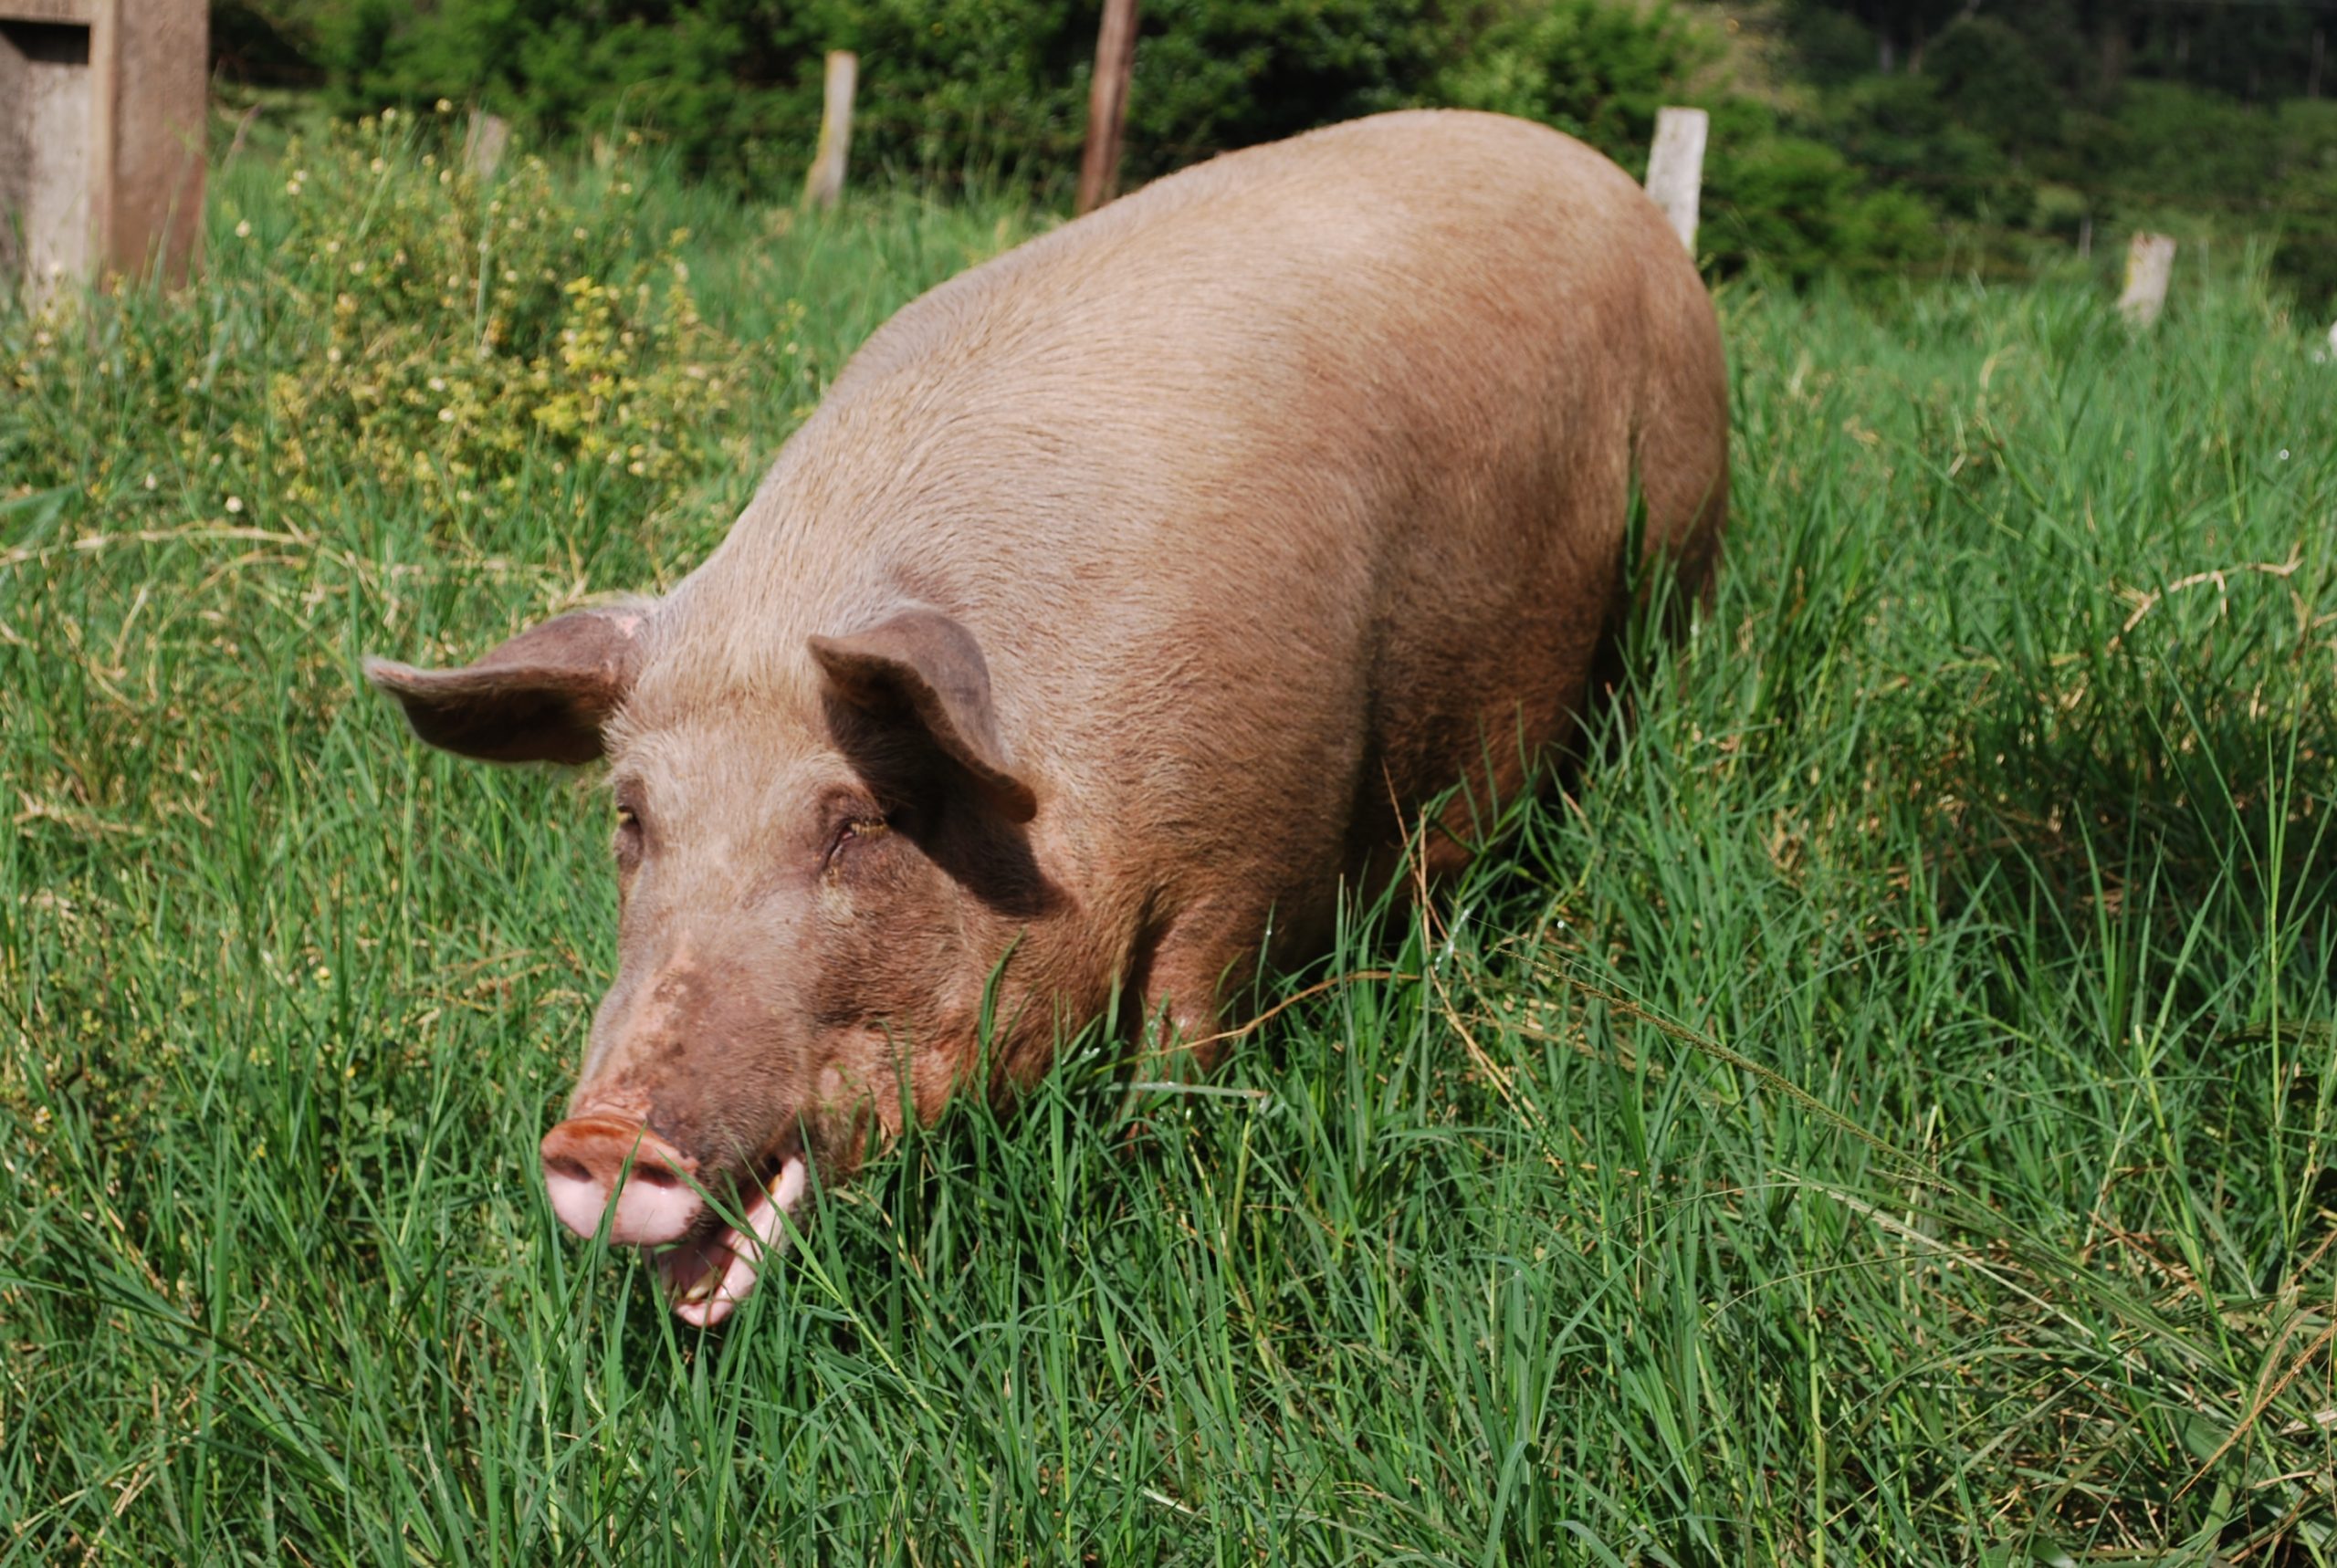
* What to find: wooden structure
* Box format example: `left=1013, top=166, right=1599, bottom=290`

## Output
left=1075, top=0, right=1138, bottom=215
left=803, top=50, right=856, bottom=210
left=0, top=0, right=206, bottom=296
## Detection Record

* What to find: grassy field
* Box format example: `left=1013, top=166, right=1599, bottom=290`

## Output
left=4, top=113, right=2333, bottom=1564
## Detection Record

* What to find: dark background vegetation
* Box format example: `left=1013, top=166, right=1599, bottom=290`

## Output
left=206, top=0, right=2337, bottom=309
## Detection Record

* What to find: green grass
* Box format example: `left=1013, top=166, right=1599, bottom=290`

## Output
left=4, top=117, right=2334, bottom=1564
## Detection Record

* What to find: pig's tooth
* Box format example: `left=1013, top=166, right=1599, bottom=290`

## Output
left=670, top=1163, right=799, bottom=1324
left=768, top=1155, right=808, bottom=1213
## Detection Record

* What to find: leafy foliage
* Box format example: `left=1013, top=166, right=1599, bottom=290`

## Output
left=202, top=0, right=2337, bottom=301
left=6, top=110, right=741, bottom=517
left=1777, top=0, right=2337, bottom=308
left=1430, top=0, right=1710, bottom=164
left=247, top=1, right=1706, bottom=194
left=1703, top=125, right=1939, bottom=282
left=1925, top=16, right=2063, bottom=157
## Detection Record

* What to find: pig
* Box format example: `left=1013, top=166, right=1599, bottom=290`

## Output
left=365, top=110, right=1728, bottom=1325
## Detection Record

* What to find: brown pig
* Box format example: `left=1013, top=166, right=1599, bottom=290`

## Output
left=365, top=110, right=1727, bottom=1325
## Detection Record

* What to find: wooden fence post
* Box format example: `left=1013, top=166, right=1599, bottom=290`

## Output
left=803, top=50, right=857, bottom=210
left=1075, top=0, right=1139, bottom=216
left=1643, top=107, right=1707, bottom=256
left=2117, top=232, right=2175, bottom=327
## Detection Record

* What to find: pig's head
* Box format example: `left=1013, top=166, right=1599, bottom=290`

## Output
left=364, top=599, right=1047, bottom=1325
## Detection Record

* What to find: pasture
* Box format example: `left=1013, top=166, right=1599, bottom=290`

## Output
left=4, top=115, right=2333, bottom=1563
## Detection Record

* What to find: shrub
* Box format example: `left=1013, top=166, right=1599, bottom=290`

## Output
left=277, top=117, right=742, bottom=507
left=3, top=109, right=746, bottom=516
left=300, top=0, right=1708, bottom=197
left=1430, top=0, right=1712, bottom=167
left=314, top=0, right=1442, bottom=191
left=221, top=0, right=1973, bottom=288
left=1703, top=129, right=1941, bottom=283
left=2066, top=81, right=2285, bottom=217
left=1122, top=0, right=1446, bottom=175
left=318, top=0, right=829, bottom=193
left=1817, top=73, right=2028, bottom=225
left=1926, top=16, right=2063, bottom=158
left=2268, top=99, right=2337, bottom=316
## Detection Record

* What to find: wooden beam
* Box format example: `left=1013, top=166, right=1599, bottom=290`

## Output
left=1075, top=0, right=1139, bottom=216
left=803, top=50, right=857, bottom=210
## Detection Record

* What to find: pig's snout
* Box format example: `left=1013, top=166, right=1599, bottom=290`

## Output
left=539, top=1115, right=702, bottom=1244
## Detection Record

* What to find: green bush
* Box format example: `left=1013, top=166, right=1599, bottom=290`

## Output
left=209, top=0, right=2332, bottom=297
left=2067, top=80, right=2285, bottom=217
left=2269, top=100, right=2337, bottom=316
left=4, top=109, right=746, bottom=514
left=2049, top=82, right=2337, bottom=315
left=1704, top=128, right=1941, bottom=283
left=1779, top=3, right=1875, bottom=88
left=1925, top=16, right=2062, bottom=158
left=795, top=0, right=1092, bottom=180
left=299, top=0, right=1707, bottom=197
left=1122, top=0, right=1446, bottom=175
left=1816, top=73, right=2028, bottom=225
left=311, top=0, right=1448, bottom=191
left=1430, top=0, right=1711, bottom=167
left=319, top=0, right=830, bottom=192
left=219, top=0, right=1970, bottom=287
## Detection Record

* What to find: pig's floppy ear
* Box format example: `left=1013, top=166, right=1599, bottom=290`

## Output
left=362, top=606, right=648, bottom=765
left=809, top=607, right=1038, bottom=822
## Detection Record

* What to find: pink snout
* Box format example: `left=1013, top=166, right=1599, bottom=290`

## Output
left=540, top=1115, right=704, bottom=1244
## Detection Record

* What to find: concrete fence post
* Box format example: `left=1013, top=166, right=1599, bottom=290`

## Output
left=0, top=0, right=206, bottom=298
left=2118, top=233, right=2176, bottom=327
left=1644, top=106, right=1708, bottom=256
left=803, top=50, right=857, bottom=210
left=466, top=111, right=510, bottom=177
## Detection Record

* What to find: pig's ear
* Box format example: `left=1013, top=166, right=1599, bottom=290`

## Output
left=362, top=606, right=648, bottom=765
left=809, top=607, right=1038, bottom=822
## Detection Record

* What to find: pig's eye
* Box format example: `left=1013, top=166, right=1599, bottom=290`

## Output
left=827, top=815, right=887, bottom=866
left=613, top=805, right=644, bottom=862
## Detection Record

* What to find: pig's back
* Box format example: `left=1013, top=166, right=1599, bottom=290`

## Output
left=697, top=110, right=1725, bottom=939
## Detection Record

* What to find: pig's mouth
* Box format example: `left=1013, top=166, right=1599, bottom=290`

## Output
left=650, top=1145, right=809, bottom=1328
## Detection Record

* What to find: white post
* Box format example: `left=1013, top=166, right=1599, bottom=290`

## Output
left=466, top=111, right=509, bottom=177
left=803, top=50, right=857, bottom=210
left=1644, top=107, right=1708, bottom=256
left=2117, top=233, right=2176, bottom=327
